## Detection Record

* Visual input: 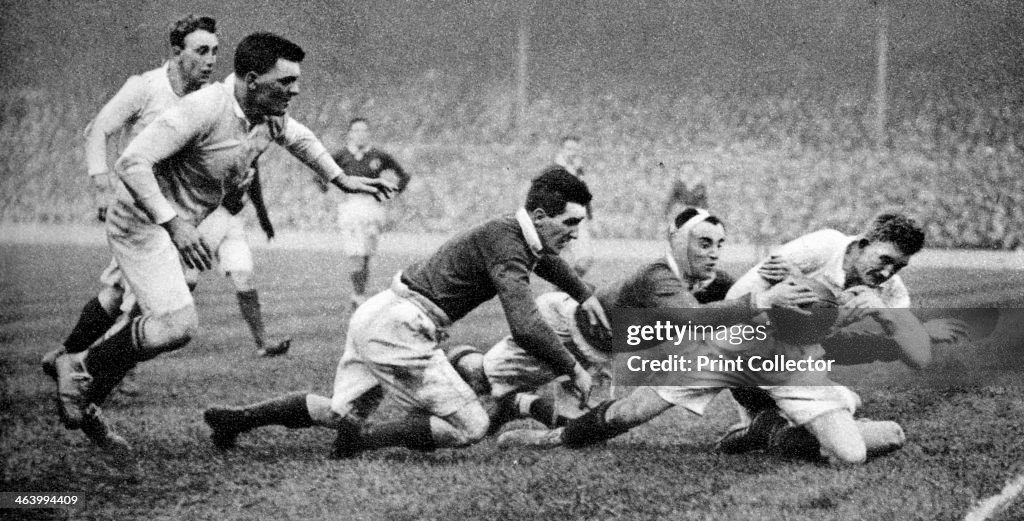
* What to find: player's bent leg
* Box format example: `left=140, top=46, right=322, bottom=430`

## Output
left=772, top=418, right=905, bottom=462
left=803, top=409, right=867, bottom=466
left=82, top=305, right=198, bottom=407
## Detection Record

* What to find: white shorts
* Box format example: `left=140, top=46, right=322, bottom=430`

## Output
left=197, top=206, right=253, bottom=275
left=654, top=381, right=860, bottom=427
left=336, top=195, right=386, bottom=257
left=330, top=287, right=477, bottom=419
left=484, top=292, right=611, bottom=397
left=104, top=199, right=193, bottom=315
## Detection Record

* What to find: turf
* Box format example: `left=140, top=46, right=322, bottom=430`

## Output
left=2, top=243, right=1023, bottom=520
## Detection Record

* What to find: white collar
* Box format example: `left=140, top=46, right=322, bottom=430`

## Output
left=515, top=208, right=545, bottom=256
left=220, top=73, right=247, bottom=122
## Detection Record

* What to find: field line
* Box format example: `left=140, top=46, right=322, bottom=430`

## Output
left=963, top=472, right=1024, bottom=521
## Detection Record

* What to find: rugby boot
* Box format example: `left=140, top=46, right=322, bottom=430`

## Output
left=54, top=352, right=92, bottom=429
left=81, top=404, right=131, bottom=459
left=497, top=427, right=566, bottom=449
left=715, top=407, right=789, bottom=454
left=256, top=338, right=292, bottom=358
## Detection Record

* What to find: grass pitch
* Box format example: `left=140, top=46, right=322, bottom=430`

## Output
left=2, top=243, right=1024, bottom=521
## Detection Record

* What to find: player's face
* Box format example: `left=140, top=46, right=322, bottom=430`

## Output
left=671, top=221, right=725, bottom=280
left=850, top=240, right=911, bottom=287
left=176, top=30, right=218, bottom=87
left=533, top=202, right=587, bottom=254
left=348, top=121, right=371, bottom=149
left=246, top=58, right=301, bottom=117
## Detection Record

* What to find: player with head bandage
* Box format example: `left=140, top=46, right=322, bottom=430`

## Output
left=448, top=207, right=820, bottom=436
left=498, top=269, right=920, bottom=466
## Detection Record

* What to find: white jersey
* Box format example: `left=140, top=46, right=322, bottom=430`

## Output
left=727, top=229, right=911, bottom=308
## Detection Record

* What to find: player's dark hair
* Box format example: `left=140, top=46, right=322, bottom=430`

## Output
left=349, top=117, right=369, bottom=129
left=525, top=167, right=592, bottom=216
left=864, top=213, right=925, bottom=255
left=169, top=15, right=216, bottom=49
left=234, top=32, right=305, bottom=77
left=560, top=135, right=581, bottom=146
left=673, top=208, right=723, bottom=230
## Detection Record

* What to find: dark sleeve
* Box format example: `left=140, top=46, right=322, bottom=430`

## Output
left=381, top=152, right=411, bottom=192
left=490, top=259, right=578, bottom=376
left=534, top=254, right=593, bottom=303
left=641, top=266, right=758, bottom=326
left=821, top=318, right=901, bottom=365
left=694, top=270, right=735, bottom=304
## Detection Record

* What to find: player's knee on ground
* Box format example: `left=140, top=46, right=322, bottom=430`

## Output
left=859, top=420, right=905, bottom=456
left=306, top=394, right=349, bottom=428
left=432, top=401, right=489, bottom=447
left=228, top=270, right=254, bottom=292
left=805, top=409, right=867, bottom=466
left=137, top=304, right=198, bottom=358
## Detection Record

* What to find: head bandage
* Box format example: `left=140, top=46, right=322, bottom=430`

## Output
left=671, top=208, right=711, bottom=240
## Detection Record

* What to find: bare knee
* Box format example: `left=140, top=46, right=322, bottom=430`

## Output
left=228, top=270, right=254, bottom=292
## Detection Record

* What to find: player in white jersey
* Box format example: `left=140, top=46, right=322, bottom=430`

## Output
left=717, top=213, right=969, bottom=456
left=42, top=16, right=289, bottom=382
left=49, top=32, right=394, bottom=453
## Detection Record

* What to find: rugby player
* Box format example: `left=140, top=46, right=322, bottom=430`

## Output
left=450, top=207, right=816, bottom=434
left=203, top=169, right=609, bottom=458
left=329, top=117, right=411, bottom=310
left=50, top=32, right=394, bottom=452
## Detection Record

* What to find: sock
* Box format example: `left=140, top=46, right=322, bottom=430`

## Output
left=235, top=392, right=315, bottom=432
left=562, top=400, right=630, bottom=448
left=82, top=321, right=139, bottom=405
left=519, top=395, right=561, bottom=428
left=236, top=290, right=265, bottom=349
left=770, top=425, right=822, bottom=460
left=361, top=413, right=436, bottom=452
left=350, top=269, right=368, bottom=297
left=63, top=297, right=118, bottom=353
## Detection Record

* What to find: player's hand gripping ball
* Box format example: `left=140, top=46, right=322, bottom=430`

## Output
left=768, top=277, right=840, bottom=346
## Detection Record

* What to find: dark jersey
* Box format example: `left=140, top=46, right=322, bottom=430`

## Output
left=402, top=214, right=592, bottom=375
left=333, top=147, right=410, bottom=192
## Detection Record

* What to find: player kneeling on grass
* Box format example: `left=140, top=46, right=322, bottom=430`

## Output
left=449, top=208, right=820, bottom=435
left=203, top=169, right=611, bottom=458
left=716, top=213, right=970, bottom=456
left=499, top=278, right=914, bottom=466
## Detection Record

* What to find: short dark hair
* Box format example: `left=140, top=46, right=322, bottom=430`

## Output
left=169, top=15, right=216, bottom=49
left=349, top=117, right=369, bottom=129
left=526, top=167, right=592, bottom=216
left=560, top=135, right=581, bottom=146
left=863, top=213, right=925, bottom=255
left=673, top=208, right=723, bottom=231
left=234, top=32, right=305, bottom=77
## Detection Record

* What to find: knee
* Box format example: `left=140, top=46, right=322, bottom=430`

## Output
left=824, top=442, right=867, bottom=466
left=161, top=305, right=199, bottom=350
left=448, top=404, right=490, bottom=447
left=229, top=270, right=253, bottom=292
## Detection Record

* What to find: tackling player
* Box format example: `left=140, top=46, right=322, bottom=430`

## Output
left=203, top=169, right=609, bottom=458
left=328, top=118, right=411, bottom=310
left=50, top=32, right=394, bottom=453
left=451, top=208, right=814, bottom=434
